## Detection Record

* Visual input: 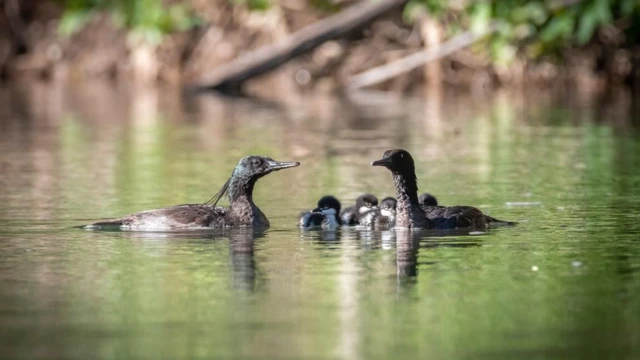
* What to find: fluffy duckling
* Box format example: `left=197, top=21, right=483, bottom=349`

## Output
left=340, top=193, right=378, bottom=226
left=299, top=195, right=342, bottom=228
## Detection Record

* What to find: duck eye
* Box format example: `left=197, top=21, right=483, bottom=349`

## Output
left=252, top=158, right=262, bottom=166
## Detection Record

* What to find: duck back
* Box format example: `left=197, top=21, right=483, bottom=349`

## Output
left=86, top=204, right=227, bottom=230
left=421, top=205, right=487, bottom=230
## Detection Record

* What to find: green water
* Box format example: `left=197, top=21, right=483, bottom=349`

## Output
left=1, top=84, right=640, bottom=359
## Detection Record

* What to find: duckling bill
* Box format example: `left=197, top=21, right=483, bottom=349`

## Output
left=84, top=156, right=300, bottom=230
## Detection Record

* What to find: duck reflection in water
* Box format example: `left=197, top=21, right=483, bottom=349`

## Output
left=394, top=230, right=484, bottom=293
left=107, top=228, right=264, bottom=293
left=395, top=229, right=423, bottom=279
left=228, top=228, right=264, bottom=293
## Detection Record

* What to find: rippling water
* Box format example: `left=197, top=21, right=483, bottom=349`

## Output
left=1, top=83, right=640, bottom=359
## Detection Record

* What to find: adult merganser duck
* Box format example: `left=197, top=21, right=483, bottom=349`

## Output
left=371, top=149, right=513, bottom=230
left=84, top=156, right=300, bottom=230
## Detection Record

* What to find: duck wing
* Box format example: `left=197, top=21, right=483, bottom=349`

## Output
left=85, top=204, right=227, bottom=230
left=421, top=205, right=487, bottom=230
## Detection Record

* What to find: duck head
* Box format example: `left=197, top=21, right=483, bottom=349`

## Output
left=207, top=155, right=300, bottom=207
left=371, top=149, right=415, bottom=174
left=232, top=156, right=300, bottom=180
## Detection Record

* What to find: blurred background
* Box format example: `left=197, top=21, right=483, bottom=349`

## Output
left=0, top=0, right=639, bottom=94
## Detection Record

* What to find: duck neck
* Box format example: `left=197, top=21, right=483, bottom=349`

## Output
left=391, top=170, right=428, bottom=229
left=227, top=176, right=267, bottom=227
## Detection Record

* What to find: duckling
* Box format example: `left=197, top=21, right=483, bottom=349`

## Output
left=299, top=195, right=342, bottom=228
left=418, top=193, right=438, bottom=206
left=84, top=156, right=300, bottom=230
left=371, top=149, right=513, bottom=230
left=373, top=196, right=397, bottom=230
left=340, top=193, right=379, bottom=226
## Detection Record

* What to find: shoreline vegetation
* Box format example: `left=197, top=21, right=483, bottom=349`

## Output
left=1, top=0, right=639, bottom=96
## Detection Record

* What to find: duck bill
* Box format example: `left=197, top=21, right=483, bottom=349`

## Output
left=371, top=158, right=392, bottom=167
left=267, top=160, right=300, bottom=171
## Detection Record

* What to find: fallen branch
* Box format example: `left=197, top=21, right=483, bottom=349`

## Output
left=345, top=23, right=498, bottom=90
left=188, top=0, right=408, bottom=93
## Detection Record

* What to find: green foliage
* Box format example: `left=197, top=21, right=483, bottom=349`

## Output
left=230, top=0, right=271, bottom=11
left=309, top=0, right=342, bottom=13
left=406, top=0, right=640, bottom=62
left=58, top=0, right=202, bottom=43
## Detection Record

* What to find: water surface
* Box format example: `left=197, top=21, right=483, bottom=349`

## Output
left=1, top=83, right=640, bottom=359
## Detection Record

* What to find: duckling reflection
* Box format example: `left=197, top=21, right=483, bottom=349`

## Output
left=299, top=226, right=380, bottom=248
left=300, top=228, right=340, bottom=244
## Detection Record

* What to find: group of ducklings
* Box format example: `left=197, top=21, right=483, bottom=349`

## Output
left=299, top=193, right=437, bottom=230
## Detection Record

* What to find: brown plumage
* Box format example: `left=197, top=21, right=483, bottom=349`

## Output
left=420, top=205, right=488, bottom=229
left=84, top=156, right=299, bottom=231
left=88, top=204, right=228, bottom=229
left=372, top=149, right=514, bottom=230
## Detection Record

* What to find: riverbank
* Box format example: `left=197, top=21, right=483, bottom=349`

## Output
left=1, top=1, right=639, bottom=96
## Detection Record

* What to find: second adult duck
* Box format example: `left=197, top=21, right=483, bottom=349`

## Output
left=372, top=149, right=513, bottom=230
left=84, top=156, right=300, bottom=230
